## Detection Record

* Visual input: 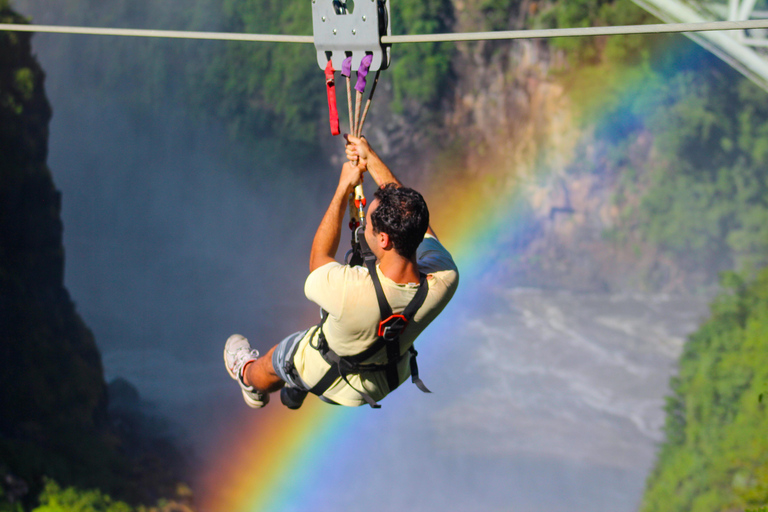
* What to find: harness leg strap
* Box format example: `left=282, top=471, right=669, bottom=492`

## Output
left=309, top=363, right=341, bottom=396
left=309, top=335, right=384, bottom=408
left=409, top=347, right=431, bottom=393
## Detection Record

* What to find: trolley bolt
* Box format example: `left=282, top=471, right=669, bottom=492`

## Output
left=333, top=28, right=337, bottom=35
left=352, top=28, right=356, bottom=35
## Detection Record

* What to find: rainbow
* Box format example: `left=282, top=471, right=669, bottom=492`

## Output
left=198, top=33, right=711, bottom=512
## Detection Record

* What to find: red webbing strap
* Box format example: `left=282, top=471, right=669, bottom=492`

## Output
left=324, top=60, right=340, bottom=136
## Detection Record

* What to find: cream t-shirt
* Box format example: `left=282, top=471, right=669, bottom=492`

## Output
left=293, top=234, right=459, bottom=406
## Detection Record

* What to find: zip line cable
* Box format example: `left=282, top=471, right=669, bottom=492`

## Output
left=385, top=19, right=768, bottom=43
left=0, top=23, right=314, bottom=42
left=2, top=19, right=768, bottom=43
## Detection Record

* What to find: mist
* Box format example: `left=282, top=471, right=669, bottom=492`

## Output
left=17, top=24, right=336, bottom=449
left=10, top=3, right=717, bottom=511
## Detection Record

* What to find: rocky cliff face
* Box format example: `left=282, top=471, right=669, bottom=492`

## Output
left=0, top=4, right=190, bottom=505
left=0, top=3, right=109, bottom=439
left=447, top=39, right=717, bottom=292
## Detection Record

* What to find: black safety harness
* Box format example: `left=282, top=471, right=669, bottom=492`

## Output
left=308, top=226, right=432, bottom=408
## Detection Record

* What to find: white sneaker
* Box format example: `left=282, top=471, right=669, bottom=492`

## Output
left=223, top=334, right=269, bottom=408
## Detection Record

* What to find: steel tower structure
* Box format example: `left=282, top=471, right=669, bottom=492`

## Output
left=631, top=0, right=768, bottom=89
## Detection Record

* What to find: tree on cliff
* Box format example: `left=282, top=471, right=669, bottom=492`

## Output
left=641, top=267, right=768, bottom=511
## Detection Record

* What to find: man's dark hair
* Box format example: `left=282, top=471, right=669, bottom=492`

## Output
left=370, top=183, right=429, bottom=259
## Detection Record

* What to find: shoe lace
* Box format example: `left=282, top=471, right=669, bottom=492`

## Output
left=231, top=347, right=258, bottom=374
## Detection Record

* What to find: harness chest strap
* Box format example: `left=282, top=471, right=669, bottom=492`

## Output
left=362, top=252, right=427, bottom=393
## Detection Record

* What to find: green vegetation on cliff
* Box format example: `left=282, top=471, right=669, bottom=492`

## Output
left=537, top=0, right=768, bottom=285
left=28, top=479, right=193, bottom=512
left=641, top=268, right=768, bottom=511
left=634, top=75, right=768, bottom=275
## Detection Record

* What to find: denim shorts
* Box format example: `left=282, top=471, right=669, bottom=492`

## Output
left=272, top=328, right=314, bottom=390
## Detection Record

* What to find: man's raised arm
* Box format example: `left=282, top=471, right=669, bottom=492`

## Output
left=308, top=161, right=366, bottom=272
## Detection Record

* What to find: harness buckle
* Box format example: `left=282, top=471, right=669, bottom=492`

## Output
left=377, top=314, right=408, bottom=341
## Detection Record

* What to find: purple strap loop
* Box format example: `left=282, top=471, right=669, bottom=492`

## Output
left=341, top=56, right=352, bottom=78
left=354, top=54, right=373, bottom=93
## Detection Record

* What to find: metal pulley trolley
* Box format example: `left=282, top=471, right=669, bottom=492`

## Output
left=312, top=0, right=390, bottom=246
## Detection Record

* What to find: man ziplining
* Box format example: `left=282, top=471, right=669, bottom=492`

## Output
left=223, top=135, right=459, bottom=409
